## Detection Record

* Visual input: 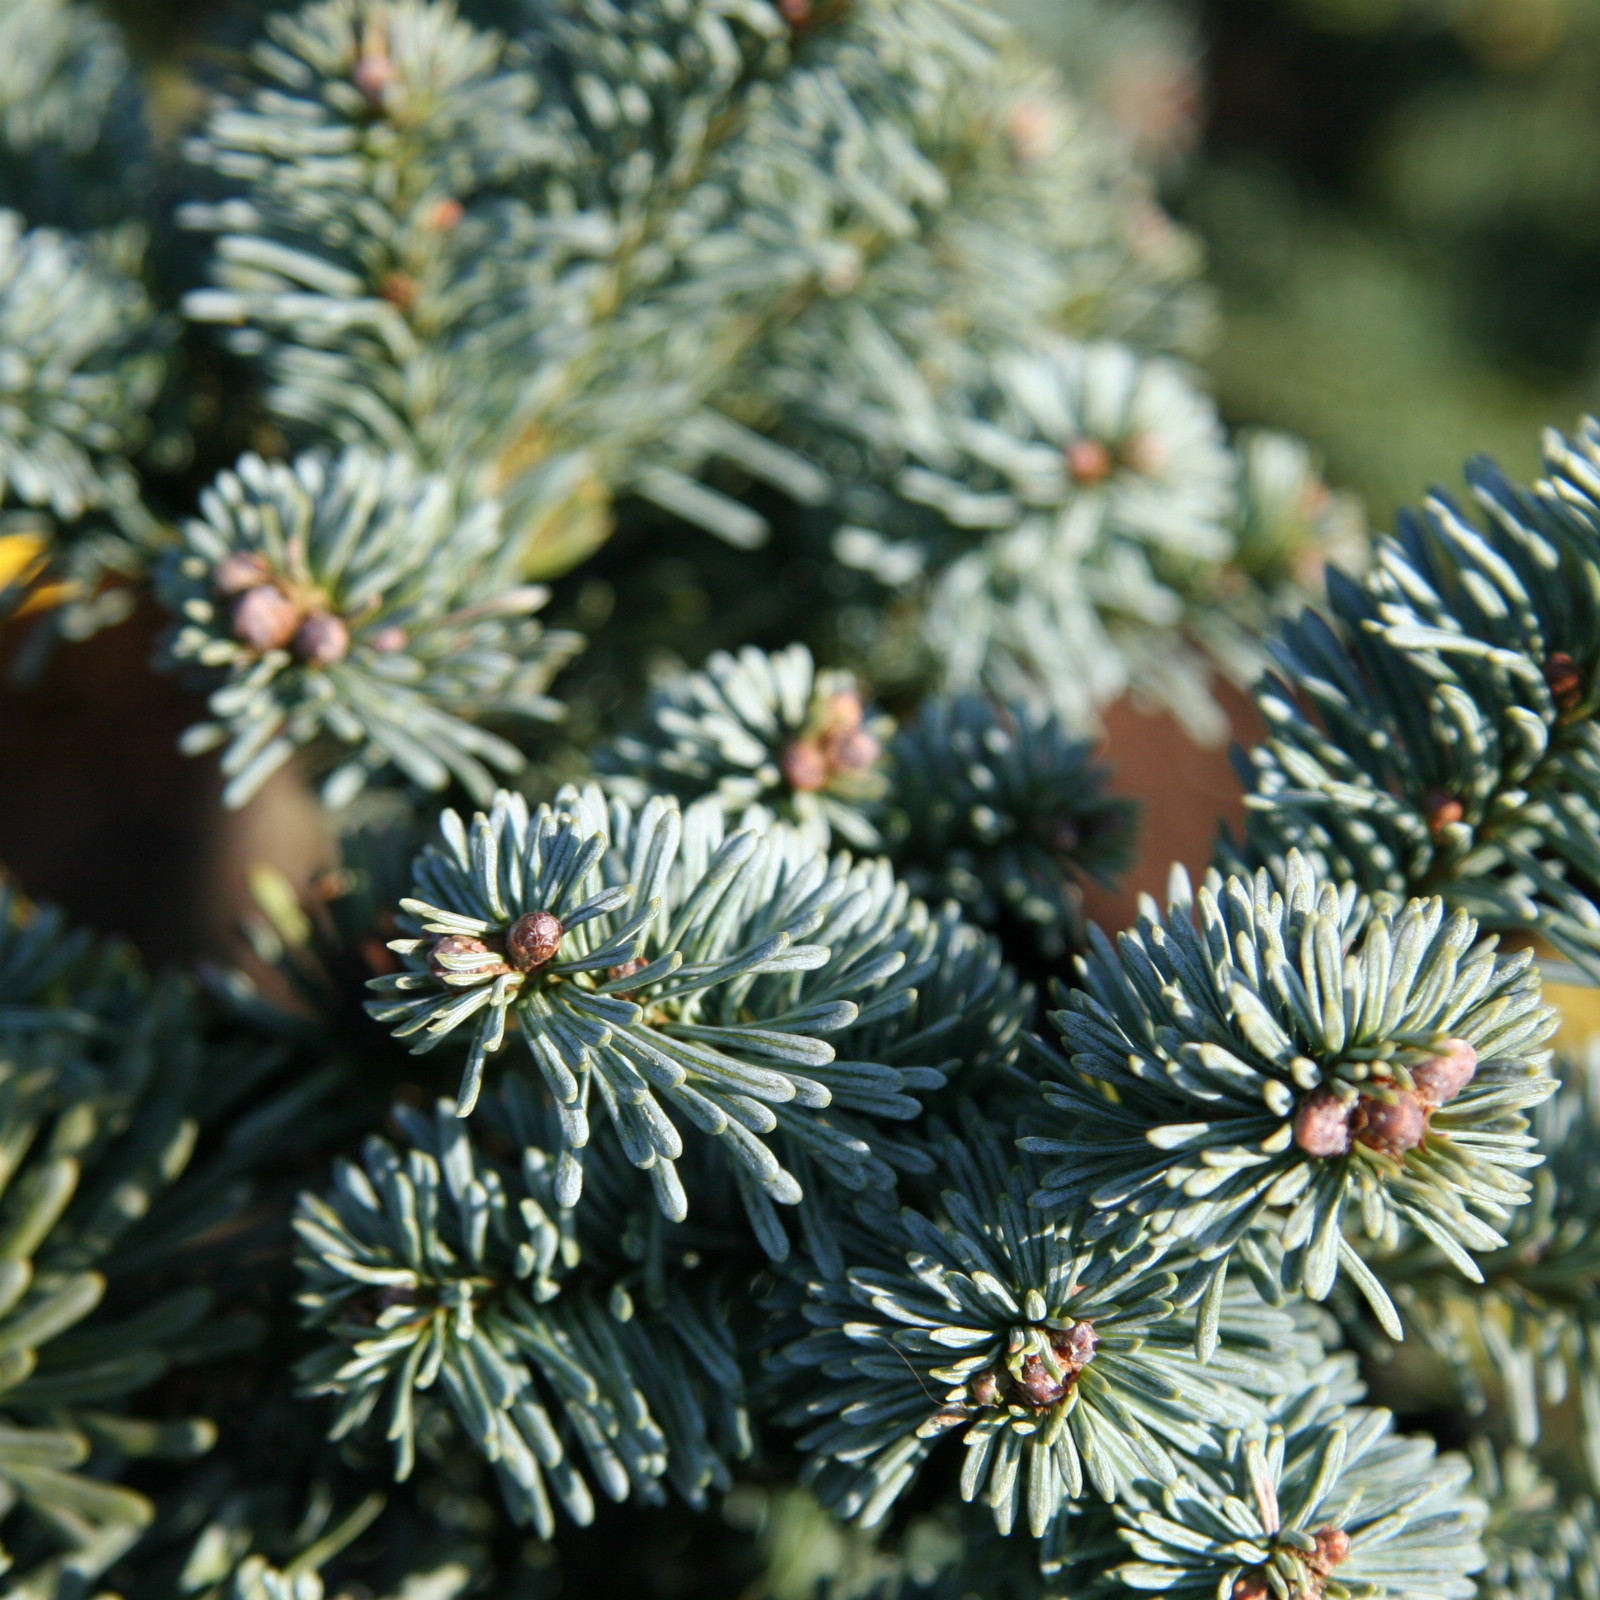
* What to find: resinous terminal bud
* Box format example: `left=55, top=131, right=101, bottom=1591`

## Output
left=231, top=585, right=303, bottom=651
left=294, top=611, right=351, bottom=667
left=1410, top=1039, right=1477, bottom=1107
left=1292, top=1087, right=1353, bottom=1157
left=1352, top=1090, right=1430, bottom=1158
left=507, top=910, right=564, bottom=971
left=427, top=933, right=505, bottom=982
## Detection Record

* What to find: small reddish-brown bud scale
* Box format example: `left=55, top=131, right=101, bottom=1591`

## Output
left=1352, top=1090, right=1430, bottom=1157
left=1053, top=1321, right=1099, bottom=1370
left=1231, top=1572, right=1270, bottom=1600
left=968, top=1369, right=1002, bottom=1408
left=231, top=585, right=303, bottom=651
left=369, top=625, right=409, bottom=653
left=782, top=738, right=829, bottom=792
left=293, top=611, right=351, bottom=667
left=1065, top=437, right=1114, bottom=485
left=1011, top=1322, right=1097, bottom=1412
left=829, top=728, right=879, bottom=774
left=1311, top=1527, right=1351, bottom=1573
left=1122, top=430, right=1169, bottom=476
left=354, top=51, right=396, bottom=106
left=213, top=551, right=273, bottom=595
left=1545, top=651, right=1583, bottom=713
left=427, top=933, right=499, bottom=981
left=1410, top=1038, right=1477, bottom=1108
left=820, top=688, right=864, bottom=737
left=779, top=0, right=812, bottom=25
left=606, top=956, right=648, bottom=988
left=1006, top=98, right=1054, bottom=164
left=1293, top=1088, right=1353, bottom=1157
left=427, top=197, right=464, bottom=231
left=1422, top=788, right=1465, bottom=835
left=507, top=910, right=563, bottom=971
left=380, top=272, right=419, bottom=311
left=1015, top=1353, right=1067, bottom=1410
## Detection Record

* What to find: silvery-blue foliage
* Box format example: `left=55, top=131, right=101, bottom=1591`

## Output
left=1022, top=852, right=1557, bottom=1332
left=159, top=449, right=579, bottom=808
left=366, top=785, right=946, bottom=1234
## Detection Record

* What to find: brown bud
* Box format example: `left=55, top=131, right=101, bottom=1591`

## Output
left=781, top=738, right=830, bottom=792
left=1352, top=1090, right=1430, bottom=1158
left=1310, top=1527, right=1351, bottom=1574
left=1545, top=651, right=1583, bottom=714
left=820, top=688, right=865, bottom=738
left=828, top=728, right=880, bottom=774
left=507, top=910, right=563, bottom=972
left=355, top=55, right=395, bottom=101
left=353, top=18, right=396, bottom=108
left=1052, top=1320, right=1099, bottom=1373
left=1293, top=1088, right=1353, bottom=1157
left=779, top=0, right=812, bottom=25
left=968, top=1368, right=1002, bottom=1408
left=293, top=611, right=351, bottom=667
left=213, top=551, right=273, bottom=596
left=427, top=933, right=504, bottom=981
left=1006, top=98, right=1055, bottom=164
left=380, top=272, right=418, bottom=311
left=231, top=584, right=303, bottom=651
left=1014, top=1352, right=1068, bottom=1410
left=606, top=955, right=648, bottom=990
left=1409, top=1038, right=1477, bottom=1108
left=427, top=197, right=464, bottom=232
left=1231, top=1574, right=1270, bottom=1600
left=369, top=625, right=409, bottom=653
left=1065, top=438, right=1113, bottom=485
left=1422, top=788, right=1465, bottom=835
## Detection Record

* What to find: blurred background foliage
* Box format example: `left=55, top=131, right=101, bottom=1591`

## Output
left=101, top=0, right=1600, bottom=526
left=5, top=3, right=1600, bottom=1596
left=1005, top=0, right=1599, bottom=520
left=20, top=0, right=1588, bottom=995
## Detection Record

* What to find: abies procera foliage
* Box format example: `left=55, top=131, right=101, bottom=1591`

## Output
left=11, top=0, right=1600, bottom=1593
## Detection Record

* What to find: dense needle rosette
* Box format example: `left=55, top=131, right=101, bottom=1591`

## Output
left=904, top=337, right=1242, bottom=738
left=1373, top=1040, right=1600, bottom=1488
left=884, top=694, right=1136, bottom=955
left=598, top=643, right=891, bottom=849
left=295, top=1089, right=749, bottom=1534
left=366, top=785, right=942, bottom=1225
left=0, top=208, right=168, bottom=643
left=774, top=1121, right=1296, bottom=1539
left=1022, top=852, right=1556, bottom=1333
left=159, top=448, right=580, bottom=808
left=0, top=208, right=165, bottom=523
left=1235, top=417, right=1600, bottom=981
left=1116, top=1395, right=1485, bottom=1599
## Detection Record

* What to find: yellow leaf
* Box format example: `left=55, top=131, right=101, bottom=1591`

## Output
left=14, top=581, right=78, bottom=617
left=248, top=863, right=313, bottom=949
left=0, top=533, right=47, bottom=592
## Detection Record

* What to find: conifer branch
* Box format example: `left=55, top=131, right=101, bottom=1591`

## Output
left=1022, top=853, right=1557, bottom=1330
left=158, top=449, right=580, bottom=809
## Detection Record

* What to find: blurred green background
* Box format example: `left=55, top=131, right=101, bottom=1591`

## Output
left=1011, top=0, right=1600, bottom=522
left=106, top=0, right=1600, bottom=535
